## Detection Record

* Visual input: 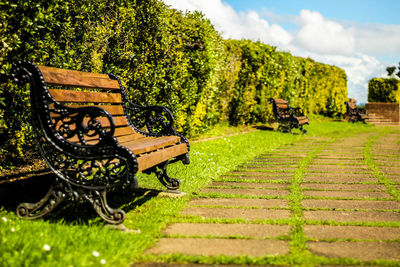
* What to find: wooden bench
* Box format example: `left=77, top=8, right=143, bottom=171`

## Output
left=345, top=98, right=368, bottom=123
left=268, top=98, right=309, bottom=134
left=8, top=61, right=190, bottom=224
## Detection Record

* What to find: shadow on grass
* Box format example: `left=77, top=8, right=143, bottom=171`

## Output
left=254, top=124, right=306, bottom=135
left=253, top=125, right=275, bottom=131
left=0, top=170, right=159, bottom=225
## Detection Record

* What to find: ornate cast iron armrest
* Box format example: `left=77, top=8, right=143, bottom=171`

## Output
left=124, top=100, right=177, bottom=136
left=51, top=103, right=118, bottom=148
left=291, top=107, right=305, bottom=117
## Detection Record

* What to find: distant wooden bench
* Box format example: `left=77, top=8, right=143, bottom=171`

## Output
left=268, top=98, right=309, bottom=134
left=345, top=98, right=368, bottom=123
left=7, top=61, right=190, bottom=224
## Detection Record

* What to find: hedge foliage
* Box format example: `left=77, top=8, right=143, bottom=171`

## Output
left=368, top=78, right=400, bottom=103
left=0, top=0, right=347, bottom=169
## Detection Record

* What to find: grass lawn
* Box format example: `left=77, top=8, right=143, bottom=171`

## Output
left=0, top=118, right=384, bottom=266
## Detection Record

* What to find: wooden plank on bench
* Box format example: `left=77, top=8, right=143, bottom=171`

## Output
left=61, top=104, right=125, bottom=116
left=124, top=135, right=181, bottom=155
left=137, top=143, right=188, bottom=172
left=49, top=89, right=122, bottom=104
left=39, top=66, right=120, bottom=90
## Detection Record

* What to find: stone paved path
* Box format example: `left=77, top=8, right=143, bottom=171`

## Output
left=145, top=130, right=400, bottom=265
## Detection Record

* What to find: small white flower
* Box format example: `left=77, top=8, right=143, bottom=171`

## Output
left=92, top=251, right=100, bottom=257
left=100, top=259, right=106, bottom=264
left=43, top=244, right=51, bottom=251
left=10, top=227, right=15, bottom=232
left=2, top=217, right=7, bottom=223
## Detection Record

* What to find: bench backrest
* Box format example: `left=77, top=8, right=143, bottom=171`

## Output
left=273, top=99, right=290, bottom=110
left=37, top=65, right=140, bottom=144
left=269, top=98, right=291, bottom=119
left=346, top=98, right=358, bottom=112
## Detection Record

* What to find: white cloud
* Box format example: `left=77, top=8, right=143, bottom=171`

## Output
left=352, top=23, right=400, bottom=57
left=299, top=52, right=385, bottom=101
left=163, top=0, right=400, bottom=103
left=295, top=10, right=355, bottom=56
left=164, top=0, right=292, bottom=47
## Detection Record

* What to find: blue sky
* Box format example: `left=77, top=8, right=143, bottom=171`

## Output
left=227, top=0, right=400, bottom=25
left=164, top=0, right=400, bottom=103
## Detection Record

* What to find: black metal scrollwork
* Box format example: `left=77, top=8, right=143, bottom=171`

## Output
left=17, top=178, right=126, bottom=224
left=51, top=103, right=115, bottom=146
left=124, top=102, right=176, bottom=136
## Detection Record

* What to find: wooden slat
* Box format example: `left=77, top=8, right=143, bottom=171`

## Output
left=65, top=129, right=143, bottom=144
left=60, top=104, right=125, bottom=116
left=277, top=103, right=289, bottom=109
left=83, top=116, right=128, bottom=127
left=137, top=143, right=188, bottom=172
left=39, top=66, right=120, bottom=90
left=124, top=136, right=181, bottom=155
left=49, top=89, right=122, bottom=104
left=348, top=103, right=357, bottom=109
left=114, top=127, right=138, bottom=137
left=296, top=116, right=309, bottom=125
left=51, top=115, right=128, bottom=127
left=116, top=134, right=146, bottom=144
left=274, top=99, right=288, bottom=104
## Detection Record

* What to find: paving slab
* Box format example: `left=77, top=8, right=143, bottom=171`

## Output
left=316, top=154, right=364, bottom=158
left=208, top=182, right=289, bottom=189
left=304, top=225, right=400, bottom=240
left=307, top=166, right=370, bottom=172
left=163, top=223, right=291, bottom=238
left=308, top=241, right=400, bottom=261
left=377, top=161, right=400, bottom=167
left=147, top=238, right=290, bottom=257
left=239, top=165, right=298, bottom=170
left=378, top=166, right=400, bottom=174
left=315, top=156, right=364, bottom=160
left=230, top=171, right=294, bottom=176
left=387, top=176, right=400, bottom=183
left=249, top=158, right=300, bottom=166
left=220, top=175, right=292, bottom=181
left=305, top=172, right=374, bottom=177
left=302, top=190, right=391, bottom=199
left=247, top=160, right=298, bottom=165
left=200, top=188, right=289, bottom=197
left=311, top=159, right=365, bottom=165
left=304, top=210, right=400, bottom=222
left=304, top=175, right=377, bottom=183
left=301, top=183, right=386, bottom=191
left=188, top=198, right=288, bottom=208
left=231, top=170, right=294, bottom=177
left=182, top=207, right=290, bottom=220
left=302, top=199, right=400, bottom=210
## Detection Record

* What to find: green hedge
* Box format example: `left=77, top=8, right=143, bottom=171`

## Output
left=368, top=78, right=400, bottom=103
left=223, top=40, right=347, bottom=125
left=0, top=0, right=347, bottom=169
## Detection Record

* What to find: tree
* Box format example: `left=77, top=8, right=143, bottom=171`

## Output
left=386, top=62, right=400, bottom=78
left=386, top=66, right=396, bottom=76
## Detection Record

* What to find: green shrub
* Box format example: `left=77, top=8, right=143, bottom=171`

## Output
left=0, top=0, right=347, bottom=170
left=223, top=40, right=347, bottom=124
left=368, top=78, right=400, bottom=103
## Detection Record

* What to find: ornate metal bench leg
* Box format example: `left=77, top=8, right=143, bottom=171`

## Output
left=89, top=190, right=126, bottom=225
left=155, top=160, right=181, bottom=192
left=16, top=180, right=66, bottom=220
